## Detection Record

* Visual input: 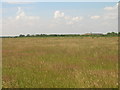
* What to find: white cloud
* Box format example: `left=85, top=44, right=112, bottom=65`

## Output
left=104, top=3, right=118, bottom=11
left=103, top=13, right=117, bottom=20
left=16, top=7, right=25, bottom=20
left=17, top=7, right=22, bottom=14
left=103, top=3, right=118, bottom=20
left=65, top=16, right=83, bottom=25
left=90, top=16, right=101, bottom=19
left=89, top=3, right=118, bottom=20
left=104, top=7, right=115, bottom=11
left=54, top=11, right=64, bottom=19
left=54, top=10, right=83, bottom=25
left=2, top=3, right=118, bottom=36
left=72, top=16, right=83, bottom=21
left=2, top=7, right=43, bottom=36
left=16, top=7, right=40, bottom=20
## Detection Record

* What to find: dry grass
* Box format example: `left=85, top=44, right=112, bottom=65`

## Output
left=2, top=37, right=118, bottom=88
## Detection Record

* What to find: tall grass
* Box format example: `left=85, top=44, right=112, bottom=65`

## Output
left=2, top=37, right=118, bottom=88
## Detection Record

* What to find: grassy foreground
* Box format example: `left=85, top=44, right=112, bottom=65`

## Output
left=2, top=37, right=118, bottom=88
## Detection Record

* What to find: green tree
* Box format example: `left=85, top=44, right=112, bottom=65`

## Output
left=19, top=34, right=25, bottom=37
left=26, top=34, right=31, bottom=37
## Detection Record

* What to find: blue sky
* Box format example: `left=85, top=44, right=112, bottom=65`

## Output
left=1, top=2, right=119, bottom=36
left=2, top=2, right=117, bottom=17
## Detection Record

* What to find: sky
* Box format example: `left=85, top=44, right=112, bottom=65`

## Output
left=1, top=1, right=119, bottom=36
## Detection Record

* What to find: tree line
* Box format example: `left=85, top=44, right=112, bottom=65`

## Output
left=2, top=32, right=120, bottom=38
left=17, top=32, right=120, bottom=37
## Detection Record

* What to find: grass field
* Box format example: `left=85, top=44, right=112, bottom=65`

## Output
left=2, top=37, right=118, bottom=88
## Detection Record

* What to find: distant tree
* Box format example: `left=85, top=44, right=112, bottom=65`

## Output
left=107, top=32, right=117, bottom=36
left=14, top=36, right=18, bottom=38
left=107, top=32, right=111, bottom=35
left=26, top=34, right=31, bottom=37
left=35, top=34, right=40, bottom=37
left=41, top=34, right=47, bottom=36
left=19, top=34, right=25, bottom=37
left=111, top=32, right=117, bottom=35
left=118, top=32, right=120, bottom=35
left=31, top=35, right=35, bottom=37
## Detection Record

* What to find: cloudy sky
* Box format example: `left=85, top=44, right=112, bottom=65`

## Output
left=1, top=1, right=119, bottom=36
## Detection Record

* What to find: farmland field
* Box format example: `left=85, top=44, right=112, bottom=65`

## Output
left=2, top=37, right=118, bottom=88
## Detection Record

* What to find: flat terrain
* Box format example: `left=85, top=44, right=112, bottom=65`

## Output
left=2, top=37, right=118, bottom=88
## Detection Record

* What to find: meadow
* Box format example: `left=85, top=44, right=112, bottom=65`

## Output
left=2, top=37, right=118, bottom=88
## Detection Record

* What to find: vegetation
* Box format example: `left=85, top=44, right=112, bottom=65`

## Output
left=1, top=32, right=120, bottom=38
left=17, top=32, right=120, bottom=37
left=2, top=37, right=118, bottom=88
left=18, top=32, right=120, bottom=37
